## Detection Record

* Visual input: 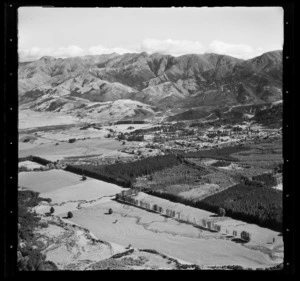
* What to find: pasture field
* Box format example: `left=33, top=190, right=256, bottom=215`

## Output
left=231, top=139, right=282, bottom=169
left=18, top=170, right=83, bottom=193
left=18, top=136, right=128, bottom=162
left=19, top=169, right=282, bottom=269
left=69, top=195, right=282, bottom=268
left=19, top=109, right=80, bottom=130
left=19, top=161, right=45, bottom=170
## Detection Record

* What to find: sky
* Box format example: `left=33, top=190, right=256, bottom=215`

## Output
left=18, top=7, right=284, bottom=61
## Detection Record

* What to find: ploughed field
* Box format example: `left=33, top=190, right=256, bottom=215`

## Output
left=19, top=169, right=283, bottom=269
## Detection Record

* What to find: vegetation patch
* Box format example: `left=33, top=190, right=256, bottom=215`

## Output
left=68, top=154, right=181, bottom=187
left=197, top=182, right=282, bottom=231
left=178, top=145, right=251, bottom=161
left=211, top=160, right=231, bottom=167
left=18, top=189, right=57, bottom=271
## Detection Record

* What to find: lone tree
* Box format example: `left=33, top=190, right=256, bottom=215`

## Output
left=108, top=208, right=113, bottom=215
left=241, top=231, right=251, bottom=242
left=67, top=211, right=73, bottom=218
left=218, top=207, right=226, bottom=217
left=50, top=207, right=55, bottom=214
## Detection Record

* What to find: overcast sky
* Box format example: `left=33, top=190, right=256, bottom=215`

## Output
left=18, top=7, right=283, bottom=61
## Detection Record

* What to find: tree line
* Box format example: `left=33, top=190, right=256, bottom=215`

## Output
left=178, top=145, right=250, bottom=161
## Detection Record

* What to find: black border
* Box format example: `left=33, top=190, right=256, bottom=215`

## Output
left=3, top=0, right=295, bottom=277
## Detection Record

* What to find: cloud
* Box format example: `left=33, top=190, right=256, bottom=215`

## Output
left=208, top=40, right=265, bottom=59
left=88, top=45, right=133, bottom=55
left=53, top=45, right=85, bottom=57
left=139, top=38, right=205, bottom=56
left=19, top=40, right=271, bottom=61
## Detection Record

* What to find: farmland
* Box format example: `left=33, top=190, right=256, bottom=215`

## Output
left=18, top=169, right=283, bottom=269
left=17, top=106, right=283, bottom=270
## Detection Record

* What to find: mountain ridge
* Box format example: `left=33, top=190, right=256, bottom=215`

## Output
left=19, top=50, right=282, bottom=121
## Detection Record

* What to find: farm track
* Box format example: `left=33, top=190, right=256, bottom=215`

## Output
left=51, top=194, right=116, bottom=209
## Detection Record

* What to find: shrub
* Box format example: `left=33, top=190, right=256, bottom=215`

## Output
left=19, top=166, right=29, bottom=172
left=50, top=207, right=55, bottom=214
left=211, top=161, right=231, bottom=167
left=241, top=231, right=251, bottom=242
left=69, top=138, right=76, bottom=143
left=67, top=211, right=73, bottom=218
left=108, top=208, right=113, bottom=215
left=218, top=207, right=226, bottom=217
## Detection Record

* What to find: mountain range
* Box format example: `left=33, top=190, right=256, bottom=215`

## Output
left=18, top=50, right=282, bottom=122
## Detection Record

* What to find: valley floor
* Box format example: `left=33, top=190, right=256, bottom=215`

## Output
left=19, top=170, right=283, bottom=270
left=17, top=109, right=283, bottom=270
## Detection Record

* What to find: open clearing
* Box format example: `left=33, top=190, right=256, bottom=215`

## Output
left=19, top=160, right=45, bottom=170
left=19, top=169, right=282, bottom=269
left=18, top=137, right=129, bottom=162
left=19, top=109, right=81, bottom=130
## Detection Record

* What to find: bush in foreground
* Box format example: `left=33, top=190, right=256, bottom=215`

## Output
left=218, top=207, right=226, bottom=217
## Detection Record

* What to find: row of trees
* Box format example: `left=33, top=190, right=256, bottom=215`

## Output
left=178, top=145, right=250, bottom=161
left=132, top=126, right=162, bottom=135
left=114, top=120, right=147, bottom=125
left=50, top=207, right=73, bottom=218
left=18, top=155, right=52, bottom=166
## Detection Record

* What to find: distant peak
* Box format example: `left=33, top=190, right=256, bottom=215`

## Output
left=39, top=56, right=56, bottom=61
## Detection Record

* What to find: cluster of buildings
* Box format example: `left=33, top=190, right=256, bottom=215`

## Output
left=118, top=122, right=281, bottom=158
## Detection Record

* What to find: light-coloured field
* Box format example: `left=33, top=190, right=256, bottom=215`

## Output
left=18, top=170, right=126, bottom=214
left=69, top=200, right=279, bottom=268
left=19, top=109, right=80, bottom=130
left=19, top=160, right=45, bottom=170
left=20, top=169, right=283, bottom=269
left=218, top=163, right=244, bottom=170
left=179, top=184, right=220, bottom=201
left=18, top=170, right=83, bottom=193
left=18, top=137, right=127, bottom=161
left=273, top=183, right=283, bottom=191
left=131, top=192, right=282, bottom=247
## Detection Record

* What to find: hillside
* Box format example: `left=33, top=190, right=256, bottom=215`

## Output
left=18, top=51, right=282, bottom=120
